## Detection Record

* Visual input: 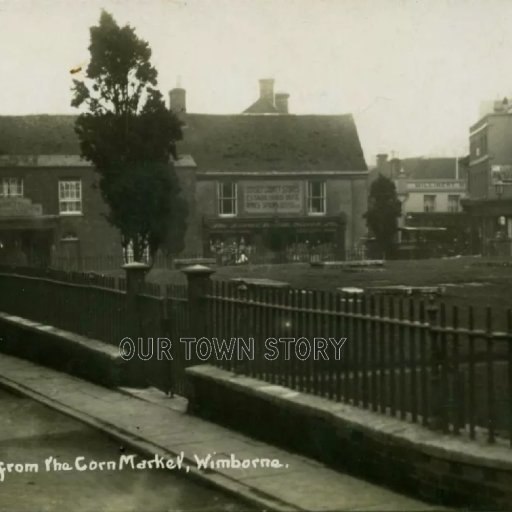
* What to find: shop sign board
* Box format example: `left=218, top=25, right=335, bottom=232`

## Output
left=243, top=181, right=303, bottom=214
left=491, top=165, right=512, bottom=185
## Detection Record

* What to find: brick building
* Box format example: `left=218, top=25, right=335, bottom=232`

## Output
left=371, top=154, right=470, bottom=256
left=0, top=117, right=121, bottom=267
left=0, top=79, right=369, bottom=266
left=173, top=79, right=369, bottom=259
left=462, top=98, right=512, bottom=256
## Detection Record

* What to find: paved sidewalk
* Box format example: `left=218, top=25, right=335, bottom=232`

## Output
left=0, top=353, right=443, bottom=512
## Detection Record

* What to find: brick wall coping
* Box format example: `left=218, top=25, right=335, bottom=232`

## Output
left=0, top=312, right=120, bottom=360
left=186, top=364, right=512, bottom=471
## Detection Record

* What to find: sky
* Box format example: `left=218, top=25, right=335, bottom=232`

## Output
left=1, top=0, right=512, bottom=165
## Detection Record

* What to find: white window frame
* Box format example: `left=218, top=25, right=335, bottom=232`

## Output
left=447, top=194, right=460, bottom=213
left=423, top=194, right=437, bottom=213
left=307, top=180, right=326, bottom=215
left=59, top=180, right=82, bottom=215
left=218, top=182, right=237, bottom=217
left=0, top=177, right=23, bottom=198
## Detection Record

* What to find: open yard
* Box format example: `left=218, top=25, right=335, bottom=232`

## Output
left=141, top=256, right=512, bottom=326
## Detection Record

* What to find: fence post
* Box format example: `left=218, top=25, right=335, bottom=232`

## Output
left=234, top=283, right=249, bottom=375
left=182, top=264, right=216, bottom=341
left=123, top=262, right=150, bottom=335
left=123, top=262, right=149, bottom=386
left=426, top=296, right=442, bottom=429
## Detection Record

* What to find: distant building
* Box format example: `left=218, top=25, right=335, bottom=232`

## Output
left=462, top=98, right=512, bottom=256
left=371, top=154, right=470, bottom=256
left=0, top=79, right=369, bottom=267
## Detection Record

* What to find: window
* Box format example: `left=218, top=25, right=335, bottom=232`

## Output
left=124, top=241, right=150, bottom=264
left=0, top=178, right=23, bottom=197
left=480, top=133, right=488, bottom=155
left=218, top=182, right=237, bottom=216
left=471, top=132, right=487, bottom=159
left=59, top=180, right=82, bottom=214
left=448, top=195, right=460, bottom=213
left=307, top=181, right=326, bottom=214
left=423, top=195, right=436, bottom=213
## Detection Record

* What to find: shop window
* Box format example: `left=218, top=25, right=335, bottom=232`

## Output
left=59, top=180, right=82, bottom=215
left=218, top=182, right=237, bottom=216
left=423, top=194, right=436, bottom=212
left=307, top=181, right=326, bottom=214
left=0, top=178, right=23, bottom=197
left=448, top=195, right=460, bottom=212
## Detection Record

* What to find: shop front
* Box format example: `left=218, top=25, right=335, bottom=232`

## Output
left=203, top=216, right=345, bottom=264
left=0, top=198, right=57, bottom=267
left=403, top=211, right=472, bottom=256
left=462, top=198, right=512, bottom=256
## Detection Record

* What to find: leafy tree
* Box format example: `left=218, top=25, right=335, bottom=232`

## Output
left=364, top=174, right=402, bottom=258
left=160, top=178, right=189, bottom=257
left=71, top=11, right=185, bottom=262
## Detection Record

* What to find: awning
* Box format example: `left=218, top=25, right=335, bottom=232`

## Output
left=399, top=226, right=447, bottom=232
left=203, top=216, right=344, bottom=233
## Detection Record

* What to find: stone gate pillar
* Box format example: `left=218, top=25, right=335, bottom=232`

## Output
left=182, top=264, right=216, bottom=340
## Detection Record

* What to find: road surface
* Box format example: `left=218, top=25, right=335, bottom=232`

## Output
left=0, top=388, right=253, bottom=512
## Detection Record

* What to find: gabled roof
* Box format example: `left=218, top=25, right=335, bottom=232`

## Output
left=0, top=112, right=368, bottom=172
left=179, top=113, right=367, bottom=172
left=243, top=98, right=279, bottom=114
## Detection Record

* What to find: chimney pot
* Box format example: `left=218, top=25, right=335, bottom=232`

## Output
left=169, top=87, right=186, bottom=114
left=275, top=92, right=290, bottom=114
left=376, top=154, right=388, bottom=168
left=389, top=156, right=402, bottom=179
left=259, top=78, right=275, bottom=103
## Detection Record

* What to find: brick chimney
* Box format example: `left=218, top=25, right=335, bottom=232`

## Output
left=376, top=154, right=388, bottom=174
left=389, top=156, right=402, bottom=179
left=169, top=87, right=186, bottom=114
left=275, top=92, right=290, bottom=114
left=259, top=78, right=275, bottom=103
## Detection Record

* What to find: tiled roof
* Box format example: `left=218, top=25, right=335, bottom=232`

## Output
left=0, top=112, right=368, bottom=172
left=179, top=113, right=367, bottom=171
left=369, top=156, right=467, bottom=182
left=400, top=157, right=466, bottom=180
left=0, top=115, right=79, bottom=155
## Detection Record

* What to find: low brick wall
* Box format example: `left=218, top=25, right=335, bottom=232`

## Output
left=186, top=365, right=512, bottom=510
left=0, top=312, right=142, bottom=388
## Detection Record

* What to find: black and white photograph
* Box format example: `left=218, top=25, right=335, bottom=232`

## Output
left=0, top=0, right=512, bottom=510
